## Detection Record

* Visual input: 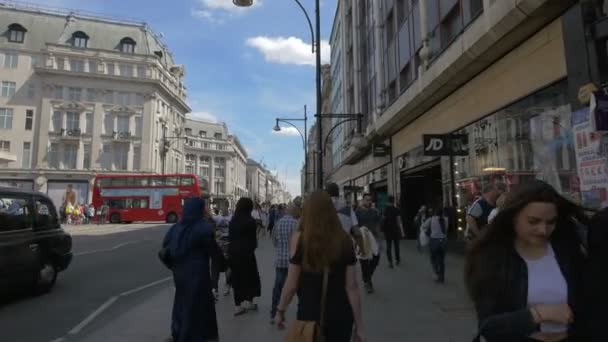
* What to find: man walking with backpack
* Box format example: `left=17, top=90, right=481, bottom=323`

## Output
left=381, top=196, right=404, bottom=268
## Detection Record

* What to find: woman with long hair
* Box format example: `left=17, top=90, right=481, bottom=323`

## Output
left=465, top=180, right=590, bottom=342
left=162, top=197, right=220, bottom=341
left=421, top=207, right=449, bottom=283
left=274, top=191, right=365, bottom=342
left=228, top=197, right=261, bottom=315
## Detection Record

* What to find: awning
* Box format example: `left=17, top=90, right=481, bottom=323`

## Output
left=0, top=151, right=17, bottom=163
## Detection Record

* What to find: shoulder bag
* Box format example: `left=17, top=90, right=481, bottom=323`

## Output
left=285, top=268, right=329, bottom=342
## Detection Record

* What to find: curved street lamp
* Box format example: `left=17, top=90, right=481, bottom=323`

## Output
left=235, top=0, right=323, bottom=189
left=273, top=106, right=308, bottom=192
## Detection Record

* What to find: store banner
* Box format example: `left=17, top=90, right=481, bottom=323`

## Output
left=422, top=134, right=468, bottom=156
left=47, top=181, right=89, bottom=210
left=572, top=107, right=608, bottom=209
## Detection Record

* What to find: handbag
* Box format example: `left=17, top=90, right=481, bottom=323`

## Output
left=285, top=268, right=329, bottom=342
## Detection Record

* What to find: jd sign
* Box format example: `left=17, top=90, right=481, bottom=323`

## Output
left=422, top=134, right=469, bottom=156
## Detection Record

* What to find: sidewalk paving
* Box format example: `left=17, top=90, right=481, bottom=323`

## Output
left=81, top=239, right=477, bottom=341
left=63, top=222, right=168, bottom=236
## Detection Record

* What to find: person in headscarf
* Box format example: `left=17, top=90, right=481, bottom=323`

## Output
left=163, top=197, right=220, bottom=342
left=229, top=197, right=262, bottom=315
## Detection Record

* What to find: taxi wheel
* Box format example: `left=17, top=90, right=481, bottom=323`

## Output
left=33, top=260, right=57, bottom=295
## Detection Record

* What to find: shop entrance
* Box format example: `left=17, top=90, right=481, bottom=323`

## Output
left=400, top=163, right=443, bottom=239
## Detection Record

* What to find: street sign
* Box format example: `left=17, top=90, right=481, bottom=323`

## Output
left=372, top=143, right=391, bottom=157
left=423, top=134, right=469, bottom=156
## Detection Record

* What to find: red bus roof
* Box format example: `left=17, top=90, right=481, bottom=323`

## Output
left=94, top=173, right=199, bottom=179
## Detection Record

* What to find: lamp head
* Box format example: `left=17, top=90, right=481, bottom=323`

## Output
left=233, top=0, right=254, bottom=7
left=273, top=119, right=281, bottom=132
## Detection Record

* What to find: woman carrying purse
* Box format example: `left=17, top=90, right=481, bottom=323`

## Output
left=274, top=191, right=365, bottom=342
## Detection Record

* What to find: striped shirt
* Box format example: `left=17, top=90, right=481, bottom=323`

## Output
left=272, top=214, right=298, bottom=269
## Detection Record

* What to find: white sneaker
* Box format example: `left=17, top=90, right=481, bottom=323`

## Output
left=212, top=289, right=219, bottom=301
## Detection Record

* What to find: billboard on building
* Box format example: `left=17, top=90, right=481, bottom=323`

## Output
left=47, top=181, right=89, bottom=210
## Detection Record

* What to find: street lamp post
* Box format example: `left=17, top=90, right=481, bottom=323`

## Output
left=234, top=0, right=323, bottom=189
left=273, top=105, right=308, bottom=192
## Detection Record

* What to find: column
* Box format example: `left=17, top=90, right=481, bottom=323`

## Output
left=36, top=98, right=53, bottom=168
left=418, top=0, right=431, bottom=72
left=91, top=103, right=104, bottom=169
left=373, top=0, right=386, bottom=115
left=127, top=143, right=134, bottom=171
left=141, top=95, right=155, bottom=172
left=209, top=156, right=215, bottom=195
left=77, top=140, right=84, bottom=169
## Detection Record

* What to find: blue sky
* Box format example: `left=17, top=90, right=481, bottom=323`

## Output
left=41, top=0, right=337, bottom=196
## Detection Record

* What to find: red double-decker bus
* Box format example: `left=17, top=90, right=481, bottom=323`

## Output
left=92, top=174, right=208, bottom=223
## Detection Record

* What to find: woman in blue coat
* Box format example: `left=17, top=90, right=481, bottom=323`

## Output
left=164, top=197, right=220, bottom=341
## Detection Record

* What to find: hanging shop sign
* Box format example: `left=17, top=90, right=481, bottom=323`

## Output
left=422, top=134, right=469, bottom=156
left=372, top=143, right=391, bottom=157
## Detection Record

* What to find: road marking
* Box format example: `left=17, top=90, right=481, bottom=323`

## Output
left=120, top=276, right=172, bottom=297
left=68, top=296, right=118, bottom=335
left=64, top=276, right=172, bottom=337
left=74, top=240, right=144, bottom=256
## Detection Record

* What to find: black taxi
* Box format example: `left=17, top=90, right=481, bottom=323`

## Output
left=0, top=187, right=73, bottom=296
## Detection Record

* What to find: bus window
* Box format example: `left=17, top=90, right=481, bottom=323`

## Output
left=109, top=199, right=126, bottom=209
left=150, top=177, right=164, bottom=186
left=139, top=199, right=148, bottom=208
left=165, top=177, right=179, bottom=186
left=98, top=178, right=111, bottom=187
left=180, top=176, right=194, bottom=186
left=136, top=177, right=149, bottom=186
left=126, top=177, right=136, bottom=186
left=111, top=178, right=127, bottom=186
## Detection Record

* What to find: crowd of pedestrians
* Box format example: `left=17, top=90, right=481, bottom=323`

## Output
left=159, top=178, right=606, bottom=342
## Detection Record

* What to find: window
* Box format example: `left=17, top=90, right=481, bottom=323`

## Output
left=185, top=128, right=192, bottom=135
left=54, top=86, right=63, bottom=100
left=22, top=142, right=31, bottom=168
left=199, top=130, right=207, bottom=137
left=64, top=144, right=78, bottom=169
left=399, top=63, right=413, bottom=93
left=70, top=59, right=85, bottom=72
left=137, top=66, right=146, bottom=78
left=56, top=57, right=65, bottom=70
left=30, top=54, right=38, bottom=67
left=117, top=115, right=129, bottom=133
left=48, top=143, right=59, bottom=168
left=185, top=165, right=194, bottom=174
left=120, top=37, right=136, bottom=53
left=114, top=143, right=129, bottom=170
left=25, top=110, right=33, bottom=130
left=83, top=143, right=91, bottom=169
left=440, top=3, right=463, bottom=47
left=86, top=88, right=96, bottom=102
left=107, top=63, right=115, bottom=75
left=214, top=133, right=222, bottom=139
left=1, top=81, right=16, bottom=97
left=199, top=166, right=210, bottom=177
left=0, top=195, right=32, bottom=232
left=101, top=144, right=112, bottom=170
left=34, top=197, right=58, bottom=230
left=214, top=168, right=225, bottom=178
left=89, top=60, right=97, bottom=73
left=214, top=180, right=225, bottom=194
left=66, top=112, right=79, bottom=130
left=135, top=116, right=142, bottom=137
left=0, top=108, right=13, bottom=129
left=104, top=113, right=114, bottom=134
left=0, top=140, right=10, bottom=151
left=68, top=87, right=81, bottom=101
left=72, top=31, right=89, bottom=48
left=117, top=92, right=130, bottom=105
left=4, top=52, right=18, bottom=68
left=386, top=10, right=395, bottom=42
left=27, top=83, right=35, bottom=98
left=104, top=90, right=114, bottom=104
left=135, top=93, right=145, bottom=106
left=85, top=112, right=93, bottom=134
left=133, top=146, right=141, bottom=170
left=119, top=64, right=133, bottom=77
left=8, top=24, right=26, bottom=43
left=214, top=157, right=225, bottom=165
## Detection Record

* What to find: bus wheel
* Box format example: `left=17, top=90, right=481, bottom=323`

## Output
left=109, top=213, right=121, bottom=224
left=166, top=212, right=178, bottom=223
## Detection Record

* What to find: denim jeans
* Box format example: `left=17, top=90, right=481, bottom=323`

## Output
left=271, top=267, right=288, bottom=318
left=429, top=238, right=447, bottom=281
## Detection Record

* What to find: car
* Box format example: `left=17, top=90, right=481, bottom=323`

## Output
left=0, top=187, right=73, bottom=297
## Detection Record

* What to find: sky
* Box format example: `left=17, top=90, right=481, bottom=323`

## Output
left=39, top=0, right=337, bottom=196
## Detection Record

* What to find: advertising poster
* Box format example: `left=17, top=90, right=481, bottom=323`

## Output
left=571, top=107, right=608, bottom=209
left=47, top=181, right=89, bottom=210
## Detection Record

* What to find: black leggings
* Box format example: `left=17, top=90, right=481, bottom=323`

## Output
left=324, top=318, right=354, bottom=342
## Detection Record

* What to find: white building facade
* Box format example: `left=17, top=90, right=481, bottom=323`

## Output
left=0, top=4, right=189, bottom=209
left=184, top=118, right=248, bottom=210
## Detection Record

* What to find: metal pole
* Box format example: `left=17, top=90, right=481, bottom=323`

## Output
left=161, top=125, right=166, bottom=175
left=315, top=0, right=323, bottom=190
left=304, top=105, right=308, bottom=193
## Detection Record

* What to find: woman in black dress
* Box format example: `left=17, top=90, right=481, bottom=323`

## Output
left=274, top=191, right=365, bottom=342
left=228, top=197, right=261, bottom=315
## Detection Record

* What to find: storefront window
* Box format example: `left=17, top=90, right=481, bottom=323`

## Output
left=451, top=80, right=581, bottom=215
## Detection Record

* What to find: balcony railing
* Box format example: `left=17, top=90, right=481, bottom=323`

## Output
left=60, top=128, right=81, bottom=139
left=113, top=131, right=132, bottom=141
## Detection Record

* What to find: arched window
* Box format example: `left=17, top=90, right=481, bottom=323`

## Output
left=8, top=23, right=27, bottom=43
left=120, top=37, right=136, bottom=53
left=72, top=31, right=89, bottom=48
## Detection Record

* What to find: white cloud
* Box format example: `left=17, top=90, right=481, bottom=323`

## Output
left=190, top=111, right=220, bottom=123
left=192, top=0, right=262, bottom=23
left=272, top=126, right=301, bottom=137
left=246, top=36, right=330, bottom=66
